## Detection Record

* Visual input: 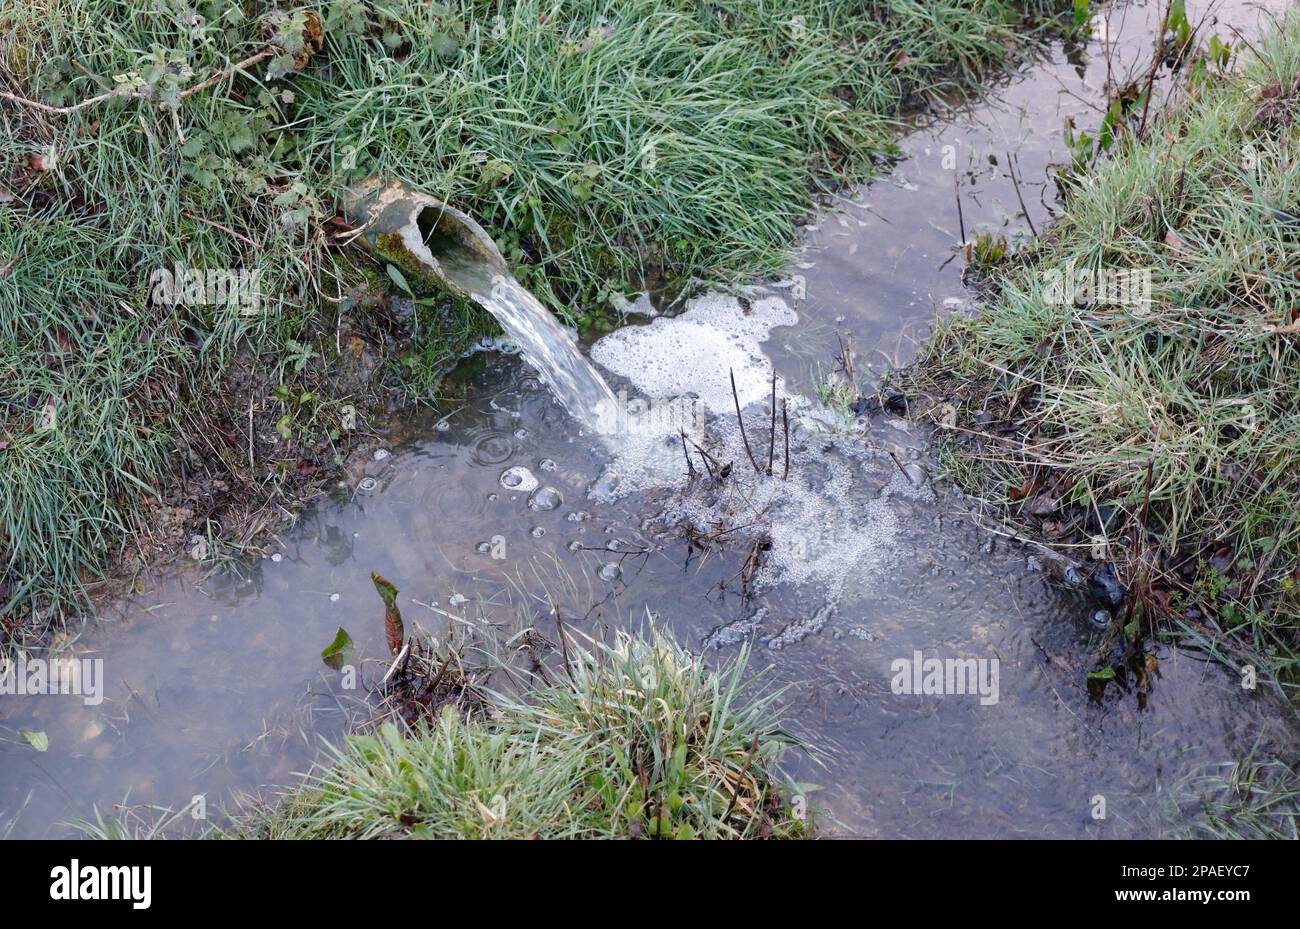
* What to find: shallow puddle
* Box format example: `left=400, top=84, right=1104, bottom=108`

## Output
left=2, top=0, right=1294, bottom=838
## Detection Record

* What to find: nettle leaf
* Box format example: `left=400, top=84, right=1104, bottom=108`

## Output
left=227, top=123, right=256, bottom=154
left=430, top=31, right=461, bottom=58
left=326, top=0, right=368, bottom=35
left=266, top=54, right=297, bottom=81
left=479, top=158, right=514, bottom=188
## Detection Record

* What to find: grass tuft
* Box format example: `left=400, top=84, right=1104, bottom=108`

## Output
left=227, top=625, right=809, bottom=839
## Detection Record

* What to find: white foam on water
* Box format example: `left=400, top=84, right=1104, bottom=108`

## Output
left=591, top=292, right=796, bottom=415
left=585, top=289, right=935, bottom=643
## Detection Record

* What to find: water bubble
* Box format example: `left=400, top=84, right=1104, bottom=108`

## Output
left=566, top=510, right=589, bottom=523
left=434, top=420, right=450, bottom=432
left=598, top=562, right=622, bottom=582
left=606, top=539, right=621, bottom=552
left=476, top=541, right=493, bottom=554
left=530, top=526, right=546, bottom=538
left=270, top=552, right=282, bottom=563
left=527, top=486, right=563, bottom=511
left=329, top=592, right=340, bottom=602
left=500, top=466, right=539, bottom=492
left=539, top=458, right=557, bottom=472
left=1090, top=610, right=1111, bottom=630
left=514, top=428, right=528, bottom=439
left=487, top=493, right=498, bottom=502
left=567, top=540, right=583, bottom=552
left=449, top=593, right=468, bottom=607
left=373, top=448, right=390, bottom=461
left=356, top=476, right=379, bottom=494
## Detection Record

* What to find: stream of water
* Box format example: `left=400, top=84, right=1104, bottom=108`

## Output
left=2, top=0, right=1295, bottom=839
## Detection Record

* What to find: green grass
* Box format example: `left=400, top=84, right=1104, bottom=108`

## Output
left=225, top=626, right=809, bottom=839
left=1163, top=750, right=1300, bottom=840
left=301, top=0, right=1061, bottom=310
left=0, top=0, right=1063, bottom=638
left=905, top=10, right=1300, bottom=699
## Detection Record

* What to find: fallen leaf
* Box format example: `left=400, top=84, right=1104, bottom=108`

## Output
left=321, top=626, right=353, bottom=668
left=21, top=729, right=48, bottom=752
left=1164, top=228, right=1193, bottom=256
left=1027, top=494, right=1060, bottom=517
left=1009, top=477, right=1042, bottom=501
left=474, top=799, right=498, bottom=825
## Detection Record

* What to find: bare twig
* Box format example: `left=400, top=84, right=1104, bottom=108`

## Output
left=766, top=368, right=777, bottom=476
left=1007, top=150, right=1038, bottom=237
left=179, top=48, right=279, bottom=100
left=553, top=602, right=578, bottom=689
left=0, top=48, right=279, bottom=117
left=183, top=211, right=261, bottom=249
left=954, top=171, right=967, bottom=245
left=730, top=368, right=760, bottom=474
left=781, top=399, right=790, bottom=481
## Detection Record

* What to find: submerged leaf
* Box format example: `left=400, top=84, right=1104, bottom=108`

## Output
left=321, top=626, right=353, bottom=668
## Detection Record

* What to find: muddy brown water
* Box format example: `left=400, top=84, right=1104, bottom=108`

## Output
left=2, top=0, right=1295, bottom=838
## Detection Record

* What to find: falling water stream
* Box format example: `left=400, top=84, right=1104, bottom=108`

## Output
left=1, top=0, right=1295, bottom=838
left=419, top=222, right=619, bottom=430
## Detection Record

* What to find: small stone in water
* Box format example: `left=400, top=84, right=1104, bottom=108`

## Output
left=527, top=486, right=563, bottom=511
left=373, top=448, right=390, bottom=461
left=1090, top=610, right=1111, bottom=630
left=500, top=466, right=539, bottom=492
left=434, top=420, right=450, bottom=432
